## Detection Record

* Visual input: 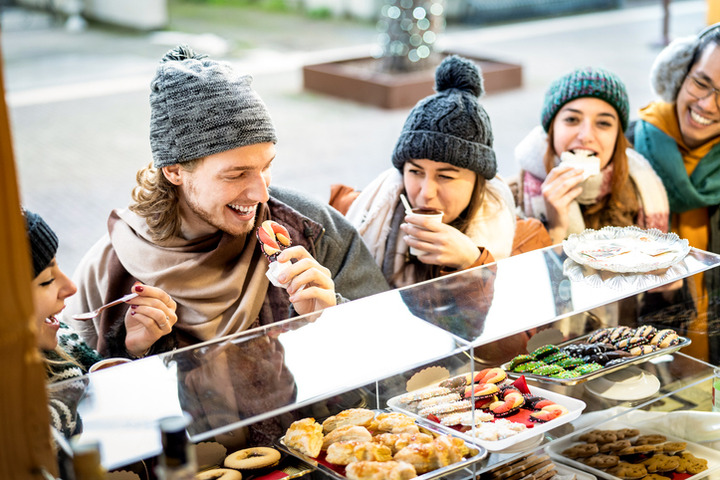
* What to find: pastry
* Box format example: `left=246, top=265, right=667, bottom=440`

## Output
left=322, top=408, right=375, bottom=434
left=374, top=412, right=419, bottom=434
left=325, top=441, right=392, bottom=465
left=529, top=403, right=568, bottom=423
left=284, top=417, right=323, bottom=458
left=322, top=425, right=372, bottom=450
left=345, top=460, right=417, bottom=480
left=560, top=150, right=600, bottom=179
left=195, top=468, right=243, bottom=480
left=224, top=447, right=281, bottom=470
left=256, top=220, right=293, bottom=288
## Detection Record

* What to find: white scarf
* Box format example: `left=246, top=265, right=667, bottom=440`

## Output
left=346, top=169, right=516, bottom=286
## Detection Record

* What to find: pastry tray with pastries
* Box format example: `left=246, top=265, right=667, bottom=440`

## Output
left=502, top=326, right=691, bottom=386
left=545, top=420, right=720, bottom=480
left=276, top=408, right=486, bottom=480
left=386, top=367, right=586, bottom=452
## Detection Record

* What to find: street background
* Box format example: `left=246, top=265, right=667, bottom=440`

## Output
left=0, top=0, right=711, bottom=274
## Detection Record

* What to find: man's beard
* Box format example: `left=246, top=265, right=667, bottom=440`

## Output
left=184, top=185, right=255, bottom=237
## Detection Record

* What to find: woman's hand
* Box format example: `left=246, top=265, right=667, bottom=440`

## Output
left=124, top=282, right=177, bottom=357
left=401, top=215, right=480, bottom=270
left=541, top=165, right=584, bottom=243
left=275, top=246, right=336, bottom=316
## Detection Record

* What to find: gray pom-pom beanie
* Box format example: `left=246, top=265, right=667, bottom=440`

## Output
left=23, top=209, right=59, bottom=278
left=150, top=45, right=277, bottom=168
left=391, top=55, right=497, bottom=180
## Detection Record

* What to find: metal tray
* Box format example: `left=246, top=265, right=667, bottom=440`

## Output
left=276, top=410, right=487, bottom=480
left=387, top=384, right=585, bottom=452
left=501, top=334, right=691, bottom=386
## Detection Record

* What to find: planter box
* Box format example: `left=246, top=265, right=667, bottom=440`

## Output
left=302, top=54, right=522, bottom=109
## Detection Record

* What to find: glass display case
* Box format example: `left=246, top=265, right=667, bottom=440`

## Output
left=47, top=244, right=720, bottom=478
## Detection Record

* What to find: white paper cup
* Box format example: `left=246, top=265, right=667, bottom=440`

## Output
left=89, top=357, right=132, bottom=373
left=408, top=208, right=444, bottom=256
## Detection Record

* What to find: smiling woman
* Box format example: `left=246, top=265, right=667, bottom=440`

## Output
left=515, top=66, right=670, bottom=245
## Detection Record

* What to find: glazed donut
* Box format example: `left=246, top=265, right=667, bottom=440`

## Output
left=195, top=468, right=243, bottom=480
left=224, top=447, right=281, bottom=470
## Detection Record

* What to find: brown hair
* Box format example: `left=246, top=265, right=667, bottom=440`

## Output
left=129, top=160, right=201, bottom=242
left=544, top=123, right=637, bottom=228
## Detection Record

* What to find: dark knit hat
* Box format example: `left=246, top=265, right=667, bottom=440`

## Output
left=23, top=209, right=59, bottom=278
left=392, top=55, right=497, bottom=180
left=541, top=66, right=630, bottom=132
left=149, top=45, right=277, bottom=168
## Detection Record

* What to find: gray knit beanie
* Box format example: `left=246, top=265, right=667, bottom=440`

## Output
left=23, top=209, right=59, bottom=278
left=150, top=45, right=277, bottom=168
left=392, top=55, right=497, bottom=180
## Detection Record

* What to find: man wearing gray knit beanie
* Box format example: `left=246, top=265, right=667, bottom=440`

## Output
left=65, top=45, right=388, bottom=358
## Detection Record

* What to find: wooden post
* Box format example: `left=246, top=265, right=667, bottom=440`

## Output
left=0, top=38, right=58, bottom=479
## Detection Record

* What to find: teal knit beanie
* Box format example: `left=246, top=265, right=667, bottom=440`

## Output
left=541, top=67, right=629, bottom=132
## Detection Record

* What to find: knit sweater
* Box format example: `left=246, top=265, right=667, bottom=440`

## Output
left=44, top=322, right=103, bottom=440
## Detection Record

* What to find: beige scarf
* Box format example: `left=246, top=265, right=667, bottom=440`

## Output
left=109, top=207, right=270, bottom=343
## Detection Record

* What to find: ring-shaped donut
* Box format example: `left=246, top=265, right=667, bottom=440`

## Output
left=224, top=447, right=281, bottom=470
left=195, top=468, right=242, bottom=480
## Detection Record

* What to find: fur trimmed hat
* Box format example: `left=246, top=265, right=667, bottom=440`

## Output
left=23, top=209, right=59, bottom=278
left=391, top=55, right=497, bottom=180
left=650, top=23, right=720, bottom=102
left=541, top=66, right=630, bottom=132
left=149, top=45, right=277, bottom=168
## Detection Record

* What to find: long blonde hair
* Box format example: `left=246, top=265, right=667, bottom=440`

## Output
left=129, top=160, right=200, bottom=242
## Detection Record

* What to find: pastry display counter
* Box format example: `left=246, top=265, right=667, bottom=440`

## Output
left=46, top=245, right=720, bottom=478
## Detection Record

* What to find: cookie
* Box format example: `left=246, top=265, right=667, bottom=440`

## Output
left=608, top=462, right=647, bottom=479
left=676, top=452, right=709, bottom=474
left=561, top=443, right=599, bottom=459
left=617, top=445, right=658, bottom=463
left=658, top=441, right=686, bottom=455
left=614, top=428, right=640, bottom=439
left=598, top=440, right=632, bottom=453
left=642, top=454, right=680, bottom=474
left=579, top=430, right=618, bottom=444
left=583, top=454, right=620, bottom=469
left=531, top=344, right=560, bottom=360
left=634, top=434, right=667, bottom=445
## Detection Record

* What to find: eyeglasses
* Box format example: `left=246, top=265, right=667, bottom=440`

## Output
left=684, top=74, right=720, bottom=109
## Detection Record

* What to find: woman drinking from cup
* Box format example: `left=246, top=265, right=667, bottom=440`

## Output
left=343, top=56, right=550, bottom=288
